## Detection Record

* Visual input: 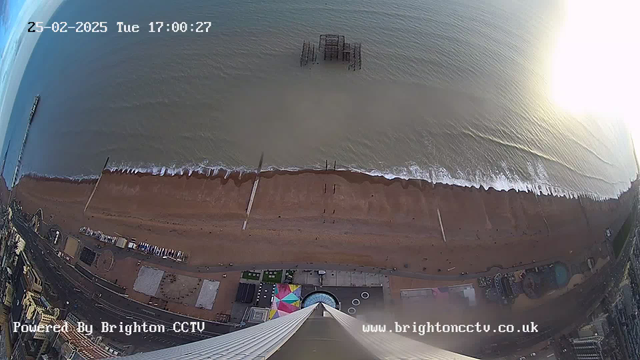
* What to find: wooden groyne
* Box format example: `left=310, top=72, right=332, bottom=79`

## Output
left=84, top=157, right=110, bottom=213
left=243, top=152, right=264, bottom=230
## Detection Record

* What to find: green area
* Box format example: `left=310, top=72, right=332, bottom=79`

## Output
left=613, top=205, right=637, bottom=258
left=241, top=271, right=261, bottom=281
left=262, top=270, right=283, bottom=283
left=284, top=270, right=295, bottom=283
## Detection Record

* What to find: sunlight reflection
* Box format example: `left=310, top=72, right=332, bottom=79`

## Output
left=550, top=0, right=640, bottom=156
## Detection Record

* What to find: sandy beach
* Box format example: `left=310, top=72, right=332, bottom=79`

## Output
left=10, top=169, right=637, bottom=276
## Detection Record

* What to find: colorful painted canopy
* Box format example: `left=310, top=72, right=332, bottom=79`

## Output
left=269, top=284, right=302, bottom=319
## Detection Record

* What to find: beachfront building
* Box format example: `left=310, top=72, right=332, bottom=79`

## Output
left=570, top=336, right=605, bottom=360
left=21, top=292, right=60, bottom=340
left=12, top=291, right=60, bottom=357
left=47, top=320, right=115, bottom=360
left=119, top=303, right=477, bottom=359
left=0, top=217, right=61, bottom=358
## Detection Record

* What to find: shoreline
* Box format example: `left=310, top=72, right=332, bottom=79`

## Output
left=17, top=163, right=638, bottom=202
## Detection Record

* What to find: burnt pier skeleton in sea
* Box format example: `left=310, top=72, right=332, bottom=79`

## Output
left=299, top=41, right=317, bottom=67
left=300, top=34, right=362, bottom=70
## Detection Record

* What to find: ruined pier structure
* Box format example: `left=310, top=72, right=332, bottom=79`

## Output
left=300, top=34, right=362, bottom=70
left=300, top=41, right=317, bottom=67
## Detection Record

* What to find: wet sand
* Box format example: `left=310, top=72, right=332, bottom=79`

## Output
left=12, top=170, right=638, bottom=275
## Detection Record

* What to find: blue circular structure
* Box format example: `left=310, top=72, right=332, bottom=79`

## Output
left=554, top=262, right=570, bottom=287
left=302, top=291, right=338, bottom=309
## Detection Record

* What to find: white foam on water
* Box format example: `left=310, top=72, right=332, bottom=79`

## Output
left=20, top=172, right=99, bottom=182
left=16, top=158, right=632, bottom=201
left=347, top=161, right=591, bottom=199
left=90, top=160, right=632, bottom=201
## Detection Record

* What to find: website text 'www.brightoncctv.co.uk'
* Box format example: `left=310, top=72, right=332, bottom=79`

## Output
left=362, top=322, right=539, bottom=336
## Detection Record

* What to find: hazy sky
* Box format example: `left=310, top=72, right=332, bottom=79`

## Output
left=0, top=0, right=62, bottom=153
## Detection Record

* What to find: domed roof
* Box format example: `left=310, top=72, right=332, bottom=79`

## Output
left=302, top=291, right=338, bottom=309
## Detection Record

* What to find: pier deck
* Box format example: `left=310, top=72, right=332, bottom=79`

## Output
left=299, top=41, right=316, bottom=67
left=11, top=95, right=40, bottom=190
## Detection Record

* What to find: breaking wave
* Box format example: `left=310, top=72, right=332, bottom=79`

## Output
left=14, top=157, right=633, bottom=201
left=21, top=172, right=99, bottom=182
left=67, top=160, right=635, bottom=201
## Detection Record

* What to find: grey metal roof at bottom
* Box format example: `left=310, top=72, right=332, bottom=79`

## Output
left=116, top=304, right=318, bottom=360
left=324, top=305, right=478, bottom=360
left=117, top=303, right=478, bottom=360
left=268, top=307, right=374, bottom=360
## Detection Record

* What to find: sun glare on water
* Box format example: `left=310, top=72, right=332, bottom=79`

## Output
left=551, top=0, right=640, bottom=158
